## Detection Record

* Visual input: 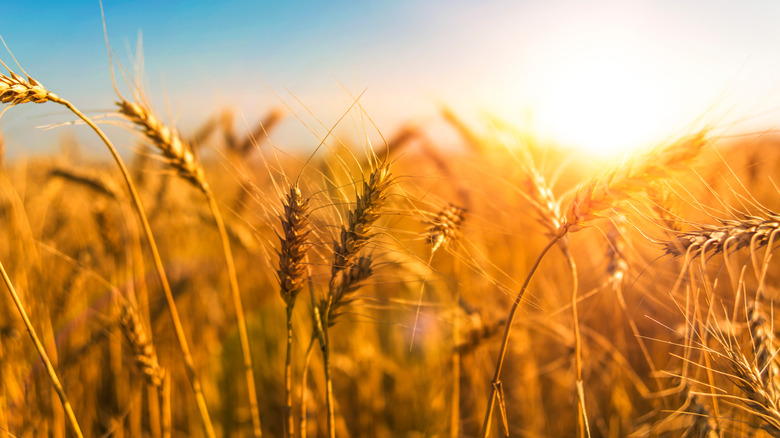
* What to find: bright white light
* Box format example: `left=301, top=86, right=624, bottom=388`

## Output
left=531, top=49, right=669, bottom=159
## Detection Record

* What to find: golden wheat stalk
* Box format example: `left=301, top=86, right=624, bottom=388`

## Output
left=0, top=59, right=217, bottom=436
left=330, top=164, right=392, bottom=279
left=712, top=343, right=780, bottom=435
left=48, top=165, right=123, bottom=200
left=119, top=297, right=171, bottom=435
left=316, top=163, right=392, bottom=438
left=277, top=185, right=311, bottom=438
left=0, top=260, right=84, bottom=438
left=117, top=95, right=264, bottom=437
left=0, top=69, right=53, bottom=107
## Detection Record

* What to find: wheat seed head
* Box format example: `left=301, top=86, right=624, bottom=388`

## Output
left=117, top=99, right=208, bottom=192
left=277, top=185, right=311, bottom=306
left=119, top=300, right=165, bottom=388
left=0, top=61, right=56, bottom=110
left=332, top=163, right=392, bottom=277
left=560, top=132, right=708, bottom=234
left=427, top=203, right=467, bottom=253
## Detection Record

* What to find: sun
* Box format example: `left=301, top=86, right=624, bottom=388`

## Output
left=529, top=49, right=671, bottom=159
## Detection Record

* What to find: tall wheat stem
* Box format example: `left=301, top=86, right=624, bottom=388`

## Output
left=563, top=248, right=590, bottom=438
left=48, top=96, right=216, bottom=438
left=285, top=305, right=296, bottom=437
left=481, top=233, right=561, bottom=437
left=204, top=190, right=263, bottom=437
left=0, top=260, right=84, bottom=438
left=321, top=308, right=336, bottom=438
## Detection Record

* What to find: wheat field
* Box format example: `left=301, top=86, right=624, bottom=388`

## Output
left=2, top=28, right=780, bottom=438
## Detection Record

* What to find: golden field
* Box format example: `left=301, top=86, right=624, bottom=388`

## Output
left=2, top=55, right=780, bottom=438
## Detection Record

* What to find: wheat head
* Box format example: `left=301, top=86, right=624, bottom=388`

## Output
left=117, top=100, right=208, bottom=193
left=560, top=132, right=707, bottom=234
left=278, top=185, right=311, bottom=307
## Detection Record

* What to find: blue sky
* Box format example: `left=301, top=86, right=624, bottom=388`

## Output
left=1, top=1, right=780, bottom=158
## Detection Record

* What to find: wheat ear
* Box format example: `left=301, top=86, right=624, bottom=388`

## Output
left=665, top=213, right=780, bottom=257
left=277, top=185, right=311, bottom=438
left=427, top=203, right=467, bottom=254
left=559, top=132, right=707, bottom=234
left=117, top=100, right=208, bottom=192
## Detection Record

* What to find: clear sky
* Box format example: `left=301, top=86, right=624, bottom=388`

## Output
left=1, top=1, right=780, bottom=158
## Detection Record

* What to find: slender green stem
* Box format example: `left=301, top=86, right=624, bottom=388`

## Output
left=49, top=96, right=216, bottom=438
left=205, top=191, right=263, bottom=438
left=481, top=234, right=561, bottom=437
left=0, top=260, right=84, bottom=438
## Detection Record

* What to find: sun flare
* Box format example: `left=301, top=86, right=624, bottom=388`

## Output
left=530, top=50, right=670, bottom=159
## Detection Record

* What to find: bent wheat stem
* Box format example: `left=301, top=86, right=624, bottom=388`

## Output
left=481, top=233, right=561, bottom=437
left=48, top=96, right=217, bottom=438
left=0, top=260, right=84, bottom=438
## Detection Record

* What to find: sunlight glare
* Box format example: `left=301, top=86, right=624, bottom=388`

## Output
left=524, top=37, right=675, bottom=160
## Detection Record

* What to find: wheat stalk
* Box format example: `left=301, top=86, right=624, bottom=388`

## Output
left=0, top=69, right=54, bottom=107
left=48, top=165, right=123, bottom=200
left=713, top=342, right=780, bottom=435
left=0, top=260, right=84, bottom=438
left=118, top=94, right=264, bottom=437
left=277, top=185, right=311, bottom=438
left=748, top=301, right=780, bottom=401
left=316, top=163, right=392, bottom=438
left=0, top=57, right=218, bottom=436
left=278, top=186, right=311, bottom=307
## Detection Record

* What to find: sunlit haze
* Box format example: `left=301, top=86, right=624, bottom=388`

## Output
left=1, top=1, right=779, bottom=159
